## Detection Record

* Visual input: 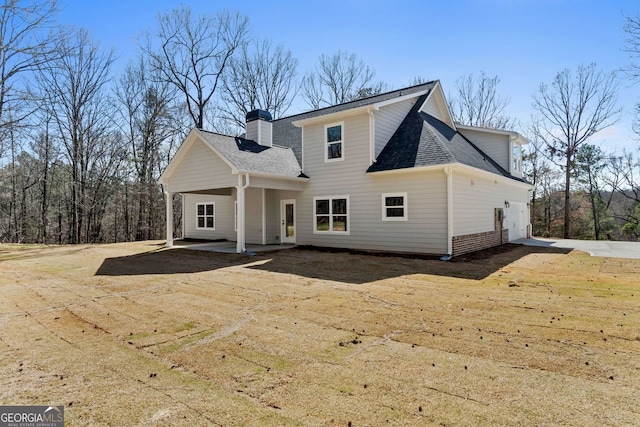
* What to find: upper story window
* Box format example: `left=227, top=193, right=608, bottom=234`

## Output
left=196, top=203, right=215, bottom=229
left=325, top=122, right=344, bottom=162
left=512, top=143, right=522, bottom=173
left=382, top=193, right=408, bottom=221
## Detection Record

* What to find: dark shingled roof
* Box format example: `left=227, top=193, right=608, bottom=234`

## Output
left=367, top=95, right=526, bottom=183
left=199, top=130, right=303, bottom=178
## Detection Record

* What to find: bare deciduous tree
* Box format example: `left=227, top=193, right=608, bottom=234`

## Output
left=35, top=28, right=121, bottom=243
left=0, top=0, right=61, bottom=137
left=624, top=13, right=640, bottom=81
left=448, top=72, right=514, bottom=129
left=115, top=56, right=180, bottom=240
left=219, top=39, right=298, bottom=130
left=532, top=63, right=620, bottom=239
left=142, top=6, right=249, bottom=130
left=301, top=51, right=386, bottom=109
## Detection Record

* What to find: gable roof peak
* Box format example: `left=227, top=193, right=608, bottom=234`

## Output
left=278, top=80, right=438, bottom=124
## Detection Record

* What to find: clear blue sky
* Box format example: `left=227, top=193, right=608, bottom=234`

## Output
left=57, top=0, right=639, bottom=152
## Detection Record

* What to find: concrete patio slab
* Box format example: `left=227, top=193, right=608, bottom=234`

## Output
left=171, top=240, right=295, bottom=254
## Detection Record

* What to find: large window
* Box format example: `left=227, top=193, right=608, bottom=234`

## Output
left=314, top=196, right=349, bottom=234
left=325, top=122, right=344, bottom=162
left=196, top=203, right=215, bottom=229
left=382, top=193, right=408, bottom=221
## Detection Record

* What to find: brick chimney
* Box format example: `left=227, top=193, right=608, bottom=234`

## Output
left=246, top=109, right=272, bottom=147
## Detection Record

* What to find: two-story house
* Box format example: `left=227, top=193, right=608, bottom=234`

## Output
left=158, top=81, right=532, bottom=257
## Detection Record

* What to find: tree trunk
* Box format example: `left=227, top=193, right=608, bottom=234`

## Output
left=587, top=171, right=600, bottom=240
left=563, top=157, right=571, bottom=239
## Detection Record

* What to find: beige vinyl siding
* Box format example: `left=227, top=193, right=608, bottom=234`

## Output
left=452, top=169, right=529, bottom=237
left=374, top=98, right=415, bottom=157
left=263, top=190, right=301, bottom=244
left=167, top=139, right=236, bottom=193
left=183, top=193, right=236, bottom=240
left=420, top=89, right=451, bottom=125
left=244, top=187, right=264, bottom=244
left=457, top=129, right=510, bottom=172
left=264, top=190, right=280, bottom=244
left=298, top=113, right=448, bottom=254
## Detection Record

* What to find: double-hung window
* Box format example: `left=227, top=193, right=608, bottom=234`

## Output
left=382, top=193, right=408, bottom=221
left=314, top=196, right=349, bottom=234
left=196, top=203, right=215, bottom=229
left=325, top=122, right=344, bottom=162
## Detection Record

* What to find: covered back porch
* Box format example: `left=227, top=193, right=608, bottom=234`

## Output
left=163, top=172, right=306, bottom=254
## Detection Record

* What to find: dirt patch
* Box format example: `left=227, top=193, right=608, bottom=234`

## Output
left=0, top=241, right=639, bottom=426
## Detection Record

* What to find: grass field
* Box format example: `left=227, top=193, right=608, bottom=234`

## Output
left=0, top=241, right=639, bottom=426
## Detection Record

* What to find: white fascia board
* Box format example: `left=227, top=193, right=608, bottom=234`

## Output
left=158, top=128, right=202, bottom=184
left=419, top=81, right=457, bottom=130
left=292, top=106, right=371, bottom=127
left=368, top=162, right=532, bottom=189
left=234, top=170, right=309, bottom=182
left=453, top=164, right=534, bottom=189
left=371, top=89, right=430, bottom=109
left=367, top=163, right=456, bottom=176
left=456, top=124, right=530, bottom=145
left=158, top=128, right=240, bottom=185
left=291, top=90, right=432, bottom=127
left=196, top=129, right=240, bottom=173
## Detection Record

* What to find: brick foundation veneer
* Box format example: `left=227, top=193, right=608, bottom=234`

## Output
left=451, top=208, right=509, bottom=256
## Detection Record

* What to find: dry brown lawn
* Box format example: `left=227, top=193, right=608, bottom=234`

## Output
left=0, top=241, right=639, bottom=426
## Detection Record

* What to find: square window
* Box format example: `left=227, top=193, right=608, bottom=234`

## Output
left=196, top=203, right=215, bottom=229
left=314, top=196, right=349, bottom=234
left=327, top=125, right=342, bottom=142
left=382, top=193, right=407, bottom=221
left=316, top=199, right=329, bottom=215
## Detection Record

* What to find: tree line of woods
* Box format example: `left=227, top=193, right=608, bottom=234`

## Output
left=1, top=1, right=640, bottom=245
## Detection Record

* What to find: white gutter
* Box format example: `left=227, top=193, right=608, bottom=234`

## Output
left=236, top=173, right=250, bottom=253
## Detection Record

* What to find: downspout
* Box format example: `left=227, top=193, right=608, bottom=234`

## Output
left=368, top=107, right=377, bottom=164
left=236, top=173, right=250, bottom=253
left=442, top=166, right=454, bottom=260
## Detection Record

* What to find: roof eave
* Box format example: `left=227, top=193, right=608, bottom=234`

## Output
left=456, top=124, right=530, bottom=145
left=236, top=170, right=310, bottom=182
left=292, top=90, right=431, bottom=127
left=367, top=162, right=533, bottom=187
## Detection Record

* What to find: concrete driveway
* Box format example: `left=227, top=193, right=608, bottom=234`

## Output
left=512, top=237, right=640, bottom=259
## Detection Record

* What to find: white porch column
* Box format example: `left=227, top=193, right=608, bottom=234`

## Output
left=236, top=173, right=250, bottom=253
left=164, top=188, right=173, bottom=248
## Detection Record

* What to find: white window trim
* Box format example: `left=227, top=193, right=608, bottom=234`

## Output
left=196, top=202, right=215, bottom=230
left=382, top=192, right=408, bottom=221
left=324, top=121, right=344, bottom=163
left=313, top=195, right=350, bottom=235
